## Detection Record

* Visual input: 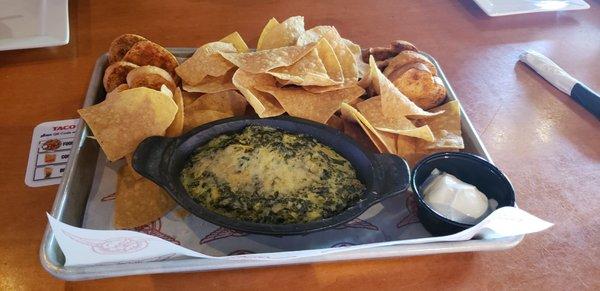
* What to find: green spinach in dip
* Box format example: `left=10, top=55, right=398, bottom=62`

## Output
left=180, top=126, right=365, bottom=224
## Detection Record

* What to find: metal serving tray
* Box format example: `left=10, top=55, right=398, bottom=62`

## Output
left=40, top=48, right=523, bottom=281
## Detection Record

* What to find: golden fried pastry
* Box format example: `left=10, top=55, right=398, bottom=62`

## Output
left=108, top=34, right=147, bottom=64
left=383, top=51, right=437, bottom=77
left=103, top=61, right=139, bottom=92
left=126, top=65, right=177, bottom=93
left=122, top=40, right=179, bottom=80
left=390, top=40, right=418, bottom=54
left=363, top=41, right=447, bottom=110
left=386, top=62, right=446, bottom=110
left=361, top=40, right=418, bottom=70
left=361, top=40, right=418, bottom=62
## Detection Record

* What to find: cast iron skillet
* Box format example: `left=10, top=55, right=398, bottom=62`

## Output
left=132, top=116, right=410, bottom=236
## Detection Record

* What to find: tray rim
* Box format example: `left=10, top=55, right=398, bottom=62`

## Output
left=39, top=48, right=523, bottom=281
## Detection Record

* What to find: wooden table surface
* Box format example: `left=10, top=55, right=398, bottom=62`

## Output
left=1, top=0, right=599, bottom=290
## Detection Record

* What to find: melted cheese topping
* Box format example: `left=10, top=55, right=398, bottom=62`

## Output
left=180, top=126, right=365, bottom=224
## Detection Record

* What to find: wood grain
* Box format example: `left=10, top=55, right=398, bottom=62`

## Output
left=0, top=0, right=598, bottom=289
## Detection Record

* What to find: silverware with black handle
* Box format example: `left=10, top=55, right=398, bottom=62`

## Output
left=519, top=50, right=599, bottom=119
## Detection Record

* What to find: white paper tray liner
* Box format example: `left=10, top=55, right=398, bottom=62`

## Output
left=83, top=154, right=431, bottom=256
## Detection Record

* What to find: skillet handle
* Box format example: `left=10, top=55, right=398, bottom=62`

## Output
left=132, top=136, right=174, bottom=185
left=372, top=154, right=411, bottom=199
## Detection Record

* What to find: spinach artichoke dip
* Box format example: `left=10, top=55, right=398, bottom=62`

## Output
left=180, top=126, right=365, bottom=224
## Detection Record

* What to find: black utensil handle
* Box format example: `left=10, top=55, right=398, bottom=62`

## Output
left=571, top=83, right=600, bottom=119
left=132, top=136, right=174, bottom=185
left=372, top=154, right=411, bottom=198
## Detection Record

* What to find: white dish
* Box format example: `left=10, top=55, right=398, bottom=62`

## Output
left=473, top=0, right=590, bottom=17
left=0, top=0, right=69, bottom=51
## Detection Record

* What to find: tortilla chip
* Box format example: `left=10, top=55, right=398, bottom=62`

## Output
left=395, top=101, right=463, bottom=165
left=182, top=67, right=237, bottom=93
left=339, top=100, right=354, bottom=122
left=165, top=88, right=184, bottom=137
left=257, top=18, right=280, bottom=50
left=114, top=166, right=175, bottom=229
left=268, top=48, right=338, bottom=86
left=368, top=56, right=441, bottom=118
left=340, top=103, right=397, bottom=154
left=314, top=38, right=344, bottom=83
left=78, top=87, right=177, bottom=161
left=181, top=90, right=201, bottom=107
left=159, top=84, right=173, bottom=98
left=416, top=100, right=464, bottom=150
left=326, top=115, right=344, bottom=131
left=396, top=135, right=458, bottom=167
left=186, top=90, right=247, bottom=116
left=303, top=82, right=357, bottom=94
left=175, top=42, right=237, bottom=85
left=298, top=26, right=358, bottom=81
left=396, top=136, right=426, bottom=167
left=342, top=119, right=378, bottom=152
left=232, top=69, right=285, bottom=118
left=220, top=31, right=249, bottom=52
left=124, top=153, right=144, bottom=180
left=348, top=96, right=364, bottom=107
left=257, top=16, right=305, bottom=50
left=183, top=110, right=234, bottom=133
left=356, top=96, right=434, bottom=142
left=396, top=135, right=416, bottom=158
left=357, top=62, right=373, bottom=89
left=106, top=84, right=130, bottom=100
left=343, top=38, right=369, bottom=78
left=220, top=44, right=314, bottom=74
left=256, top=85, right=364, bottom=124
left=270, top=38, right=344, bottom=87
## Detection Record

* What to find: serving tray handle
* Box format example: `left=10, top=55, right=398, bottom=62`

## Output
left=132, top=136, right=174, bottom=185
left=372, top=154, right=411, bottom=199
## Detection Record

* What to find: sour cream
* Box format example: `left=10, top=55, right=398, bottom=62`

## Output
left=422, top=169, right=496, bottom=224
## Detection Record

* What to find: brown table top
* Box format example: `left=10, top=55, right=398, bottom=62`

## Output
left=1, top=0, right=599, bottom=289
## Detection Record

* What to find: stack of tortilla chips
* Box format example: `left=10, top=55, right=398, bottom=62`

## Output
left=176, top=17, right=368, bottom=125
